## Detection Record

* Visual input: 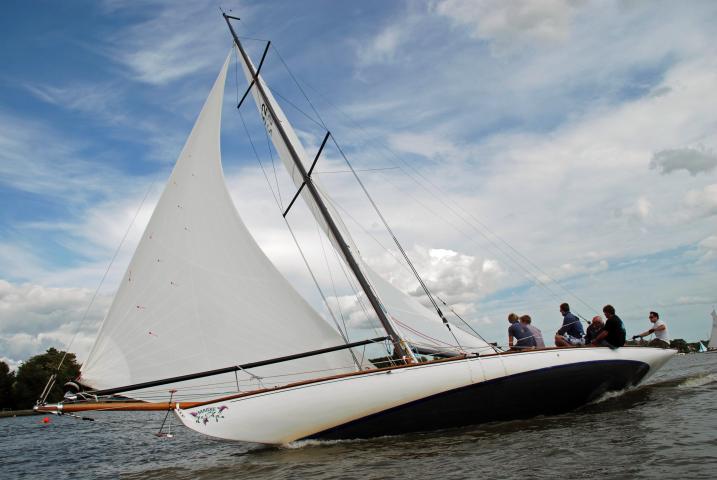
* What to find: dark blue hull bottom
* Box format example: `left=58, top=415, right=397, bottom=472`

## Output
left=305, top=359, right=650, bottom=441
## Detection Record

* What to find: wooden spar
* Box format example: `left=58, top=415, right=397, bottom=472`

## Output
left=36, top=402, right=204, bottom=413
left=35, top=346, right=589, bottom=414
left=80, top=336, right=388, bottom=398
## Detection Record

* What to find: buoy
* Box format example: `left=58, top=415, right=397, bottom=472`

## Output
left=42, top=417, right=50, bottom=424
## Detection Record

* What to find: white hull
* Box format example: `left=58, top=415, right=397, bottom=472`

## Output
left=175, top=347, right=674, bottom=444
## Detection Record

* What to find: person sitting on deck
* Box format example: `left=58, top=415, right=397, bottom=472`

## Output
left=589, top=304, right=626, bottom=349
left=520, top=314, right=545, bottom=348
left=554, top=303, right=585, bottom=347
left=508, top=312, right=536, bottom=350
left=584, top=315, right=605, bottom=345
left=632, top=311, right=670, bottom=348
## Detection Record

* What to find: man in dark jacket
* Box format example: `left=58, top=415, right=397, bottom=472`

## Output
left=590, top=304, right=626, bottom=348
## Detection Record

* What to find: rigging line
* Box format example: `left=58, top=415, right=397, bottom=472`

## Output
left=40, top=163, right=164, bottom=404
left=291, top=75, right=597, bottom=315
left=317, top=199, right=386, bottom=345
left=374, top=167, right=572, bottom=311
left=239, top=110, right=281, bottom=207
left=329, top=135, right=464, bottom=352
left=332, top=242, right=385, bottom=343
left=329, top=235, right=389, bottom=352
left=324, top=193, right=491, bottom=346
left=271, top=45, right=328, bottom=130
left=237, top=112, right=361, bottom=370
left=402, top=161, right=599, bottom=316
left=285, top=218, right=361, bottom=369
left=262, top=119, right=284, bottom=210
left=315, top=220, right=351, bottom=342
left=371, top=162, right=572, bottom=309
left=392, top=319, right=455, bottom=347
left=316, top=167, right=400, bottom=174
left=271, top=88, right=326, bottom=130
left=237, top=34, right=271, bottom=43
left=435, top=295, right=498, bottom=353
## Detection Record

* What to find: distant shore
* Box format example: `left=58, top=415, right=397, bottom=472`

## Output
left=0, top=409, right=40, bottom=418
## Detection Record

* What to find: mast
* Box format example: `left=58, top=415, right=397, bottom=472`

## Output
left=223, top=14, right=412, bottom=361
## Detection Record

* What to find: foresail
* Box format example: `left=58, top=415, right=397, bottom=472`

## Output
left=81, top=54, right=360, bottom=402
left=237, top=46, right=492, bottom=355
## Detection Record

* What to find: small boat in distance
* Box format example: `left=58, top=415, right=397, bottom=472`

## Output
left=36, top=14, right=675, bottom=444
left=706, top=308, right=717, bottom=353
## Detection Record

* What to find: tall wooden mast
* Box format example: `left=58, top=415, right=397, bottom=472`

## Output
left=223, top=14, right=412, bottom=361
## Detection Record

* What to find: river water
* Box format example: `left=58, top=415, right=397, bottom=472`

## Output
left=2, top=353, right=715, bottom=479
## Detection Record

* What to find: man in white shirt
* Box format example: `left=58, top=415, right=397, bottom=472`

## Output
left=632, top=311, right=670, bottom=348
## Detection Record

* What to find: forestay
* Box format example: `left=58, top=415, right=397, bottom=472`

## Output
left=81, top=54, right=361, bottom=402
left=237, top=46, right=493, bottom=355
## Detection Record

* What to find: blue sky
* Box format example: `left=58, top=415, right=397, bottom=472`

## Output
left=1, top=0, right=716, bottom=369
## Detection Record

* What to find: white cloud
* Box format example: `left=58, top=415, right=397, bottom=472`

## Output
left=433, top=0, right=582, bottom=52
left=355, top=18, right=417, bottom=67
left=613, top=196, right=652, bottom=224
left=23, top=83, right=127, bottom=125
left=101, top=1, right=230, bottom=86
left=368, top=246, right=504, bottom=307
left=0, top=111, right=115, bottom=201
left=676, top=295, right=717, bottom=306
left=388, top=132, right=464, bottom=162
left=684, top=184, right=717, bottom=219
left=696, top=235, right=717, bottom=263
left=0, top=280, right=110, bottom=366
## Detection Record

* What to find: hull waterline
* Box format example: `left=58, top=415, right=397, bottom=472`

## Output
left=175, top=347, right=675, bottom=444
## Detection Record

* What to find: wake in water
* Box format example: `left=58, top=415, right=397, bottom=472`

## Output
left=675, top=372, right=717, bottom=389
left=587, top=368, right=716, bottom=409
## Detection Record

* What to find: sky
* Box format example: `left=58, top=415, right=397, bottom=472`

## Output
left=1, top=0, right=716, bottom=370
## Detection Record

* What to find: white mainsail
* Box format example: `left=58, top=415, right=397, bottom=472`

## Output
left=709, top=308, right=717, bottom=350
left=80, top=54, right=360, bottom=401
left=237, top=46, right=492, bottom=354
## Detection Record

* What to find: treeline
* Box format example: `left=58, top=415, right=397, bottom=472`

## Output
left=626, top=338, right=709, bottom=353
left=0, top=348, right=80, bottom=410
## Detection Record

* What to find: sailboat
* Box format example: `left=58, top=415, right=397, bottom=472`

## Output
left=36, top=14, right=675, bottom=444
left=707, top=308, right=717, bottom=353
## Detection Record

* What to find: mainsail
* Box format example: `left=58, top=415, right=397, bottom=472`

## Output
left=709, top=308, right=717, bottom=350
left=235, top=44, right=492, bottom=355
left=80, top=55, right=360, bottom=402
